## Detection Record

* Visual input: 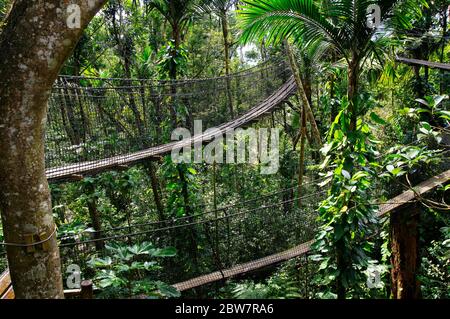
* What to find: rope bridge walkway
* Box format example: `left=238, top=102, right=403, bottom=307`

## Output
left=1, top=170, right=448, bottom=298
left=172, top=169, right=450, bottom=292
left=396, top=57, right=450, bottom=71
left=45, top=60, right=295, bottom=182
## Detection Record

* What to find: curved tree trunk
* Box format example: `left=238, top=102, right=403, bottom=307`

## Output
left=221, top=10, right=234, bottom=118
left=285, top=42, right=322, bottom=146
left=0, top=0, right=106, bottom=299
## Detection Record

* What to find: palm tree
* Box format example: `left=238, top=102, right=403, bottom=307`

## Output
left=238, top=0, right=418, bottom=299
left=238, top=0, right=415, bottom=130
left=200, top=0, right=239, bottom=116
left=146, top=0, right=197, bottom=80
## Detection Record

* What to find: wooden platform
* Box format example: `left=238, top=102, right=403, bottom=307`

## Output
left=46, top=77, right=297, bottom=182
left=396, top=57, right=450, bottom=71
left=172, top=169, right=450, bottom=292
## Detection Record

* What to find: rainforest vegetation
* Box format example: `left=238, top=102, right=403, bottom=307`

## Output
left=0, top=0, right=448, bottom=300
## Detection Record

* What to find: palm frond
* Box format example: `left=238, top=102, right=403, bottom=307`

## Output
left=239, top=0, right=347, bottom=56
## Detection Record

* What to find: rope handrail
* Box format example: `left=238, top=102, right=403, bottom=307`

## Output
left=57, top=59, right=286, bottom=84
left=58, top=176, right=327, bottom=239
left=45, top=74, right=297, bottom=182
left=59, top=190, right=326, bottom=247
left=171, top=169, right=450, bottom=292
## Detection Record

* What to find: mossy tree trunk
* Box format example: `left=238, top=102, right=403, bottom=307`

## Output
left=0, top=0, right=106, bottom=299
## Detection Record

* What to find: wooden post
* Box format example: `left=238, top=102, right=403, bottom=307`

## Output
left=80, top=280, right=93, bottom=299
left=390, top=204, right=421, bottom=299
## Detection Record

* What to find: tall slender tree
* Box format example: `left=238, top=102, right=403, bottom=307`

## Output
left=201, top=0, right=238, bottom=116
left=238, top=0, right=418, bottom=298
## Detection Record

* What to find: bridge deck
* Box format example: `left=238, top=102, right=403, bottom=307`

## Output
left=46, top=77, right=297, bottom=182
left=172, top=169, right=450, bottom=292
left=2, top=170, right=449, bottom=297
left=396, top=57, right=450, bottom=71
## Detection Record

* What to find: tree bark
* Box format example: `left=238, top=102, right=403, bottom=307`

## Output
left=168, top=23, right=181, bottom=127
left=144, top=161, right=165, bottom=222
left=84, top=181, right=104, bottom=251
left=390, top=204, right=421, bottom=299
left=298, top=105, right=307, bottom=207
left=347, top=56, right=359, bottom=132
left=285, top=42, right=322, bottom=146
left=221, top=10, right=234, bottom=118
left=0, top=0, right=106, bottom=299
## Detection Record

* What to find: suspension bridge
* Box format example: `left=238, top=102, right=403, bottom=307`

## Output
left=1, top=57, right=449, bottom=298
left=45, top=60, right=295, bottom=182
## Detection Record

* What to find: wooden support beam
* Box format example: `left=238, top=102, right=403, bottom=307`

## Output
left=80, top=280, right=93, bottom=299
left=396, top=57, right=450, bottom=71
left=390, top=203, right=421, bottom=299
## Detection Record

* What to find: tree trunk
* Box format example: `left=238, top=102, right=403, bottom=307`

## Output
left=85, top=184, right=104, bottom=251
left=347, top=57, right=359, bottom=132
left=335, top=236, right=347, bottom=299
left=0, top=0, right=106, bottom=299
left=285, top=42, right=322, bottom=146
left=221, top=10, right=234, bottom=118
left=298, top=105, right=307, bottom=207
left=439, top=6, right=448, bottom=95
left=168, top=23, right=181, bottom=127
left=330, top=74, right=338, bottom=123
left=144, top=161, right=165, bottom=222
left=176, top=165, right=198, bottom=272
left=390, top=204, right=421, bottom=299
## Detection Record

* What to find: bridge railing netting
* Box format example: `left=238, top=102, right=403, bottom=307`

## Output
left=45, top=60, right=292, bottom=170
left=55, top=183, right=322, bottom=288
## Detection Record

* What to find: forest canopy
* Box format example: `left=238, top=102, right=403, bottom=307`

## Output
left=0, top=0, right=448, bottom=301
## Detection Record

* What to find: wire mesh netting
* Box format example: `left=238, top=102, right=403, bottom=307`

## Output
left=45, top=59, right=292, bottom=178
left=56, top=181, right=324, bottom=288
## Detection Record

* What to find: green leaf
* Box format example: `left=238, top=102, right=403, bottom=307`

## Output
left=370, top=112, right=386, bottom=125
left=341, top=170, right=351, bottom=179
left=156, top=281, right=181, bottom=298
left=187, top=167, right=197, bottom=175
left=340, top=206, right=348, bottom=213
left=152, top=247, right=177, bottom=257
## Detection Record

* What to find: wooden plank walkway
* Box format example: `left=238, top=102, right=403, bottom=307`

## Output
left=172, top=169, right=450, bottom=292
left=173, top=241, right=314, bottom=292
left=396, top=57, right=450, bottom=71
left=2, top=170, right=448, bottom=297
left=46, top=77, right=297, bottom=182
